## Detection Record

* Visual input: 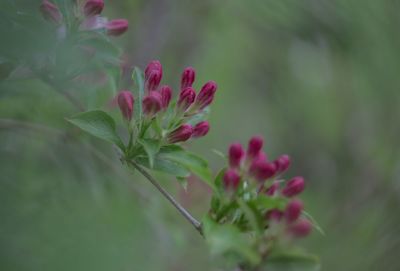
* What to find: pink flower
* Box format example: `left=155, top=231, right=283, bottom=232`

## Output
left=274, top=154, right=291, bottom=173
left=223, top=169, right=240, bottom=191
left=284, top=199, right=303, bottom=223
left=193, top=121, right=210, bottom=138
left=228, top=143, right=245, bottom=168
left=40, top=0, right=63, bottom=24
left=84, top=0, right=104, bottom=17
left=282, top=177, right=305, bottom=197
left=177, top=87, right=196, bottom=112
left=167, top=124, right=193, bottom=143
left=247, top=135, right=264, bottom=158
left=144, top=60, right=162, bottom=92
left=159, top=85, right=172, bottom=109
left=117, top=90, right=134, bottom=121
left=287, top=219, right=312, bottom=237
left=195, top=81, right=217, bottom=109
left=181, top=67, right=196, bottom=90
left=249, top=159, right=276, bottom=182
left=106, top=19, right=128, bottom=36
left=142, top=91, right=162, bottom=117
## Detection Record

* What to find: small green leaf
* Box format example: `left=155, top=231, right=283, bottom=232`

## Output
left=176, top=176, right=188, bottom=191
left=132, top=67, right=144, bottom=124
left=254, top=195, right=287, bottom=210
left=136, top=157, right=190, bottom=178
left=138, top=138, right=161, bottom=168
left=238, top=199, right=264, bottom=235
left=67, top=110, right=124, bottom=150
left=158, top=145, right=215, bottom=190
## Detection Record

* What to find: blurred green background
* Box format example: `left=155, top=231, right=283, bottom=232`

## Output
left=1, top=0, right=400, bottom=270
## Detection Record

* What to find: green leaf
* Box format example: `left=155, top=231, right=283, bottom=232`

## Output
left=176, top=176, right=188, bottom=191
left=138, top=138, right=161, bottom=168
left=238, top=199, right=264, bottom=235
left=202, top=217, right=261, bottom=265
left=261, top=252, right=320, bottom=271
left=158, top=145, right=215, bottom=190
left=254, top=195, right=288, bottom=210
left=132, top=67, right=144, bottom=124
left=136, top=157, right=190, bottom=178
left=67, top=110, right=124, bottom=150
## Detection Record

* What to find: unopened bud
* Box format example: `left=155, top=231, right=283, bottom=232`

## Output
left=223, top=169, right=241, bottom=191
left=193, top=121, right=210, bottom=138
left=106, top=19, right=128, bottom=36
left=40, top=0, right=63, bottom=24
left=282, top=177, right=305, bottom=197
left=228, top=143, right=245, bottom=168
left=284, top=199, right=303, bottom=223
left=287, top=218, right=312, bottom=237
left=117, top=90, right=134, bottom=121
left=181, top=67, right=196, bottom=90
left=249, top=159, right=276, bottom=182
left=159, top=85, right=172, bottom=109
left=143, top=91, right=162, bottom=117
left=177, top=87, right=196, bottom=111
left=167, top=124, right=193, bottom=143
left=84, top=0, right=104, bottom=17
left=265, top=181, right=279, bottom=196
left=247, top=135, right=263, bottom=158
left=274, top=154, right=291, bottom=173
left=195, top=81, right=217, bottom=109
left=265, top=209, right=283, bottom=222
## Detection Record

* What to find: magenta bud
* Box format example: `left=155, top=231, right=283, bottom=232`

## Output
left=284, top=199, right=303, bottom=223
left=247, top=135, right=264, bottom=158
left=282, top=177, right=305, bottom=197
left=181, top=67, right=196, bottom=90
left=117, top=90, right=134, bottom=121
left=288, top=219, right=312, bottom=237
left=228, top=143, right=245, bottom=168
left=106, top=19, right=128, bottom=36
left=145, top=70, right=162, bottom=92
left=40, top=0, right=63, bottom=24
left=84, top=0, right=104, bottom=17
left=265, top=181, right=279, bottom=196
left=167, top=124, right=193, bottom=143
left=193, top=121, right=210, bottom=138
left=195, top=81, right=217, bottom=109
left=177, top=87, right=196, bottom=111
left=142, top=91, right=162, bottom=117
left=223, top=169, right=241, bottom=191
left=265, top=209, right=283, bottom=222
left=159, top=85, right=172, bottom=109
left=249, top=160, right=277, bottom=182
left=145, top=60, right=162, bottom=79
left=274, top=154, right=291, bottom=173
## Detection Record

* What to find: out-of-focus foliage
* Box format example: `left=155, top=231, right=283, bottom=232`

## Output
left=1, top=0, right=399, bottom=270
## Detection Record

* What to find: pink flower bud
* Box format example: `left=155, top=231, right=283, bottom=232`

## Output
left=228, top=143, right=245, bottom=168
left=117, top=90, right=134, bottom=121
left=265, top=181, right=279, bottom=196
left=167, top=124, right=193, bottom=143
left=84, top=0, right=104, bottom=17
left=287, top=218, right=312, bottom=237
left=145, top=70, right=162, bottom=92
left=142, top=91, right=162, bottom=117
left=223, top=169, right=240, bottom=191
left=159, top=85, right=172, bottom=109
left=145, top=60, right=162, bottom=80
left=282, top=177, right=305, bottom=197
left=181, top=67, right=196, bottom=90
left=40, top=0, right=63, bottom=24
left=249, top=160, right=277, bottom=182
left=247, top=136, right=264, bottom=158
left=284, top=199, right=303, bottom=223
left=274, top=154, right=291, bottom=173
left=193, top=121, right=210, bottom=138
left=265, top=209, right=283, bottom=222
left=177, top=87, right=196, bottom=111
left=106, top=19, right=128, bottom=36
left=195, top=81, right=217, bottom=109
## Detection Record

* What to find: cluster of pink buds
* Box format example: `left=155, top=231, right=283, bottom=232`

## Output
left=116, top=60, right=217, bottom=144
left=221, top=135, right=311, bottom=238
left=40, top=0, right=128, bottom=36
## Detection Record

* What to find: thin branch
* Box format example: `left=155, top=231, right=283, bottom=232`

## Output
left=129, top=160, right=203, bottom=236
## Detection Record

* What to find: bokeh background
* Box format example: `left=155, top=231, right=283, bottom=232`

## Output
left=1, top=0, right=400, bottom=270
